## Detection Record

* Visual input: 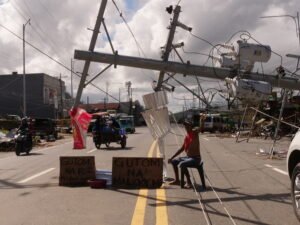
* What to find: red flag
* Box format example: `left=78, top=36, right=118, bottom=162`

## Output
left=69, top=107, right=92, bottom=149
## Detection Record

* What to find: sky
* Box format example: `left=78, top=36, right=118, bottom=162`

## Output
left=0, top=0, right=299, bottom=112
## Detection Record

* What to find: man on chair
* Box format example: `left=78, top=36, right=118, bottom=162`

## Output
left=168, top=115, right=206, bottom=190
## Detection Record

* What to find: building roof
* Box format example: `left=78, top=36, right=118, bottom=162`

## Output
left=79, top=102, right=120, bottom=111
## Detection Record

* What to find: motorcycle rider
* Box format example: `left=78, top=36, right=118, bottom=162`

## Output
left=92, top=116, right=106, bottom=132
left=17, top=117, right=33, bottom=149
left=111, top=117, right=121, bottom=134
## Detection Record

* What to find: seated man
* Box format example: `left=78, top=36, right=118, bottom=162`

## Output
left=168, top=116, right=206, bottom=189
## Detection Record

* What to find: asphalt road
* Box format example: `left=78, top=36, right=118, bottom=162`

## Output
left=0, top=126, right=298, bottom=225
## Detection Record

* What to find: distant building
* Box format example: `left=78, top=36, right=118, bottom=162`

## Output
left=79, top=100, right=145, bottom=125
left=0, top=72, right=66, bottom=119
left=79, top=102, right=120, bottom=113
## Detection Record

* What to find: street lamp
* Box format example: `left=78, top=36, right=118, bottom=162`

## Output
left=260, top=12, right=300, bottom=46
left=71, top=59, right=74, bottom=99
left=125, top=81, right=133, bottom=115
left=58, top=74, right=68, bottom=118
left=23, top=18, right=30, bottom=117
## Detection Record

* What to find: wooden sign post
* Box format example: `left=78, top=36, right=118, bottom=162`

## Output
left=59, top=156, right=96, bottom=186
left=112, top=157, right=163, bottom=189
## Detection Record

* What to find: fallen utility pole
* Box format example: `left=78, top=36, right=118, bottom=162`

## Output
left=73, top=0, right=107, bottom=107
left=74, top=50, right=300, bottom=90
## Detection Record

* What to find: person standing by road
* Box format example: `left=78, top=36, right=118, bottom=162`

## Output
left=168, top=115, right=206, bottom=189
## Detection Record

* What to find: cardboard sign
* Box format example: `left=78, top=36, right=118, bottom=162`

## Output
left=59, top=156, right=96, bottom=186
left=112, top=157, right=163, bottom=189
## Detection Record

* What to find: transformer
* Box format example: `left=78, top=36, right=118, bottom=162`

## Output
left=225, top=77, right=272, bottom=104
left=219, top=40, right=272, bottom=73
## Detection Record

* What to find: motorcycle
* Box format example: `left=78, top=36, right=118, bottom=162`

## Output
left=14, top=130, right=32, bottom=156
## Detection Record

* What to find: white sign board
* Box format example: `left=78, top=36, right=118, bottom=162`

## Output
left=143, top=91, right=168, bottom=110
left=142, top=107, right=170, bottom=139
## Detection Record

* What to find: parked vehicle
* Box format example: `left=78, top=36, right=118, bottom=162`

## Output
left=14, top=130, right=32, bottom=156
left=201, top=114, right=223, bottom=133
left=31, top=118, right=58, bottom=140
left=287, top=129, right=300, bottom=221
left=118, top=116, right=135, bottom=134
left=222, top=117, right=236, bottom=132
left=5, top=114, right=21, bottom=121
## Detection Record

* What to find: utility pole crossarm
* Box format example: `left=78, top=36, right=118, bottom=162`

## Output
left=74, top=50, right=300, bottom=90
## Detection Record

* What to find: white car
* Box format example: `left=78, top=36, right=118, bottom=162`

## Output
left=287, top=130, right=300, bottom=221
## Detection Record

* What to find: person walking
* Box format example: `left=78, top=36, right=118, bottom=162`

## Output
left=168, top=115, right=206, bottom=189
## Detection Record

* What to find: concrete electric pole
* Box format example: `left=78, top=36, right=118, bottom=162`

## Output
left=73, top=0, right=107, bottom=108
left=74, top=50, right=300, bottom=91
left=23, top=18, right=30, bottom=117
left=156, top=5, right=181, bottom=91
left=70, top=59, right=74, bottom=99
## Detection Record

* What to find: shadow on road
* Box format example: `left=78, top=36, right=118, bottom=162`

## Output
left=15, top=152, right=44, bottom=157
left=99, top=147, right=135, bottom=151
left=110, top=185, right=291, bottom=225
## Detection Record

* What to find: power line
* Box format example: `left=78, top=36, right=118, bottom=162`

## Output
left=111, top=0, right=147, bottom=58
left=111, top=0, right=154, bottom=82
left=13, top=0, right=65, bottom=61
left=189, top=32, right=216, bottom=48
left=10, top=0, right=27, bottom=21
left=0, top=23, right=71, bottom=72
left=224, top=30, right=251, bottom=44
left=36, top=0, right=59, bottom=24
left=181, top=46, right=211, bottom=57
left=0, top=23, right=122, bottom=103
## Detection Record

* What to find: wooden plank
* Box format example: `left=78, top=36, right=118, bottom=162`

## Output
left=59, top=156, right=96, bottom=186
left=112, top=157, right=163, bottom=189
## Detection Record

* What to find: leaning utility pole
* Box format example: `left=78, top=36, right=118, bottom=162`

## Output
left=156, top=5, right=181, bottom=91
left=73, top=0, right=107, bottom=107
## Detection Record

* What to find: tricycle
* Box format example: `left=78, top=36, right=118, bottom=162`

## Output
left=92, top=128, right=126, bottom=149
left=92, top=114, right=127, bottom=149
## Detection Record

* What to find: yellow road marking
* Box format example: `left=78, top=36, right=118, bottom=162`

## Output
left=130, top=189, right=149, bottom=225
left=130, top=140, right=157, bottom=225
left=147, top=140, right=157, bottom=158
left=130, top=140, right=169, bottom=225
left=156, top=141, right=169, bottom=225
left=156, top=188, right=168, bottom=225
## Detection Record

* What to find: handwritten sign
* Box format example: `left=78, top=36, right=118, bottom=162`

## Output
left=112, top=157, right=163, bottom=189
left=59, top=156, right=96, bottom=186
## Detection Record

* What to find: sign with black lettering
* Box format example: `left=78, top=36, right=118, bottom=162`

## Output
left=112, top=157, right=163, bottom=189
left=59, top=156, right=96, bottom=186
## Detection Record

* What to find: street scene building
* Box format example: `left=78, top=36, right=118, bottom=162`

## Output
left=0, top=72, right=66, bottom=119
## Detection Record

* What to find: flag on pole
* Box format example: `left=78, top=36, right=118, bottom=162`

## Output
left=69, top=107, right=92, bottom=149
